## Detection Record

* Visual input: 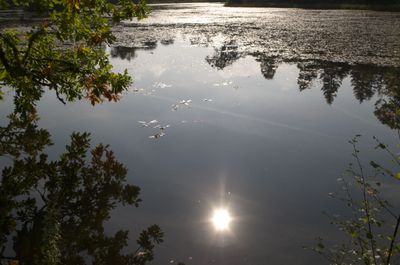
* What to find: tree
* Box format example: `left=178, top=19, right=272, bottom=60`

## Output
left=0, top=1, right=163, bottom=264
left=0, top=0, right=149, bottom=115
left=0, top=112, right=163, bottom=265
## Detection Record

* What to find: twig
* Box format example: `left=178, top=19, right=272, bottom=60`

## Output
left=387, top=215, right=400, bottom=265
left=352, top=140, right=378, bottom=265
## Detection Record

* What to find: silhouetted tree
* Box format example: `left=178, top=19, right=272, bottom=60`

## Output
left=257, top=55, right=278, bottom=80
left=0, top=112, right=163, bottom=265
left=319, top=63, right=350, bottom=105
left=351, top=66, right=382, bottom=103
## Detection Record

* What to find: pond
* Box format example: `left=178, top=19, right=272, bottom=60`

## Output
left=1, top=3, right=400, bottom=265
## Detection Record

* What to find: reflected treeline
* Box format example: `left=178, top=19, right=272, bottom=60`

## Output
left=110, top=41, right=158, bottom=61
left=204, top=42, right=400, bottom=130
left=0, top=113, right=163, bottom=265
left=205, top=40, right=241, bottom=70
left=257, top=55, right=279, bottom=80
left=110, top=39, right=400, bottom=131
left=296, top=61, right=400, bottom=129
left=110, top=39, right=174, bottom=62
left=297, top=61, right=351, bottom=104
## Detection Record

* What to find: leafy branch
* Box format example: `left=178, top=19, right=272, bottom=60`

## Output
left=311, top=135, right=400, bottom=265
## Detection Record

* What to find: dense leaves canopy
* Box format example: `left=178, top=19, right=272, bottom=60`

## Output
left=0, top=113, right=163, bottom=265
left=0, top=1, right=163, bottom=265
left=0, top=0, right=149, bottom=115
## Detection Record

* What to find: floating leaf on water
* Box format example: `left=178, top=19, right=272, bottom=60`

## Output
left=203, top=98, right=213, bottom=102
left=132, top=88, right=144, bottom=92
left=147, top=123, right=169, bottom=139
left=154, top=124, right=170, bottom=130
left=160, top=125, right=170, bottom=130
left=149, top=132, right=165, bottom=139
left=138, top=121, right=149, bottom=127
left=172, top=104, right=179, bottom=111
left=138, top=120, right=159, bottom=127
left=153, top=82, right=172, bottom=89
left=173, top=100, right=192, bottom=110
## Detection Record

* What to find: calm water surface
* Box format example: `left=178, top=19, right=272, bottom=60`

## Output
left=1, top=3, right=400, bottom=265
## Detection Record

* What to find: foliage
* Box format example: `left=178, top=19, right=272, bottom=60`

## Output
left=311, top=135, right=400, bottom=265
left=0, top=0, right=150, bottom=116
left=0, top=1, right=163, bottom=264
left=0, top=113, right=163, bottom=265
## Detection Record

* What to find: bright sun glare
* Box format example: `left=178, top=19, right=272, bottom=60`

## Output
left=211, top=209, right=232, bottom=231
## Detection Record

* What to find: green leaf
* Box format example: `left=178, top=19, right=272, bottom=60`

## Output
left=0, top=70, right=8, bottom=80
left=376, top=143, right=387, bottom=149
left=370, top=161, right=380, bottom=169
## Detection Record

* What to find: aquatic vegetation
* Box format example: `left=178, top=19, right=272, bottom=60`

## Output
left=172, top=99, right=192, bottom=111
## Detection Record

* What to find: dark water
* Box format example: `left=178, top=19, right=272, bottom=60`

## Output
left=1, top=3, right=400, bottom=265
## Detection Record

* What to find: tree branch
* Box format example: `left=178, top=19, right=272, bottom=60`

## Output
left=22, top=28, right=46, bottom=65
left=55, top=87, right=66, bottom=104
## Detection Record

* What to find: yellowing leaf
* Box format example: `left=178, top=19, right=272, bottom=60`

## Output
left=0, top=70, right=8, bottom=80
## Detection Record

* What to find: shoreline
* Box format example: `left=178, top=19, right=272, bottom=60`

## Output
left=225, top=2, right=400, bottom=11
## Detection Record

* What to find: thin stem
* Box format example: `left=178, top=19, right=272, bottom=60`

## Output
left=387, top=215, right=400, bottom=265
left=344, top=179, right=367, bottom=257
left=352, top=142, right=378, bottom=265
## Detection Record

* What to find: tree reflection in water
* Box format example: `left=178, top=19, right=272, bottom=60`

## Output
left=296, top=62, right=400, bottom=130
left=206, top=40, right=241, bottom=70
left=111, top=39, right=400, bottom=132
left=0, top=113, right=163, bottom=265
left=110, top=42, right=157, bottom=62
left=193, top=40, right=400, bottom=131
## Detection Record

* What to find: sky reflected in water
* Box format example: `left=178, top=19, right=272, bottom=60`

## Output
left=1, top=36, right=399, bottom=264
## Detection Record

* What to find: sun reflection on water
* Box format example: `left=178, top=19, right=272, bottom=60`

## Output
left=211, top=208, right=232, bottom=231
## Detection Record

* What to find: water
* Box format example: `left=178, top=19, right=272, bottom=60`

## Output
left=1, top=3, right=400, bottom=265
